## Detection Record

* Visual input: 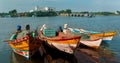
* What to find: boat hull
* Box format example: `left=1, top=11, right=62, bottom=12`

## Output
left=46, top=37, right=80, bottom=54
left=102, top=36, right=113, bottom=42
left=90, top=32, right=116, bottom=42
left=80, top=38, right=102, bottom=49
left=8, top=36, right=29, bottom=58
left=69, top=28, right=116, bottom=42
left=8, top=35, right=41, bottom=59
left=13, top=49, right=29, bottom=59
left=40, top=29, right=81, bottom=54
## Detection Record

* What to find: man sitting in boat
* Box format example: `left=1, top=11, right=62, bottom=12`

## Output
left=23, top=24, right=35, bottom=37
left=15, top=24, right=31, bottom=39
left=22, top=24, right=30, bottom=36
left=16, top=25, right=24, bottom=39
left=10, top=24, right=35, bottom=40
left=63, top=24, right=68, bottom=34
left=62, top=24, right=74, bottom=35
left=10, top=25, right=22, bottom=40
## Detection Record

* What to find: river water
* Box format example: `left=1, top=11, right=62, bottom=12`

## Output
left=0, top=16, right=120, bottom=63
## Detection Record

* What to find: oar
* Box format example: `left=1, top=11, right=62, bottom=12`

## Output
left=2, top=40, right=13, bottom=42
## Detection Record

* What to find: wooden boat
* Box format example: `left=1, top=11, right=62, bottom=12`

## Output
left=8, top=34, right=41, bottom=59
left=39, top=28, right=81, bottom=54
left=90, top=31, right=116, bottom=42
left=29, top=36, right=42, bottom=57
left=8, top=35, right=29, bottom=58
left=68, top=28, right=116, bottom=42
left=80, top=36, right=102, bottom=49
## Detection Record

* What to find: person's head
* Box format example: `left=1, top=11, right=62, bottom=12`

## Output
left=26, top=24, right=30, bottom=30
left=17, top=25, right=21, bottom=31
left=59, top=26, right=63, bottom=32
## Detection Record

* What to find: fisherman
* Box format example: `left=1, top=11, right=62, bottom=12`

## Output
left=16, top=25, right=22, bottom=33
left=63, top=24, right=68, bottom=34
left=16, top=25, right=24, bottom=39
left=57, top=26, right=63, bottom=32
left=26, top=24, right=30, bottom=32
left=22, top=24, right=30, bottom=36
left=23, top=24, right=36, bottom=37
left=10, top=24, right=33, bottom=40
left=9, top=25, right=22, bottom=40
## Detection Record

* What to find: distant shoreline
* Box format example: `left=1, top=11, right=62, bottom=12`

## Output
left=0, top=10, right=120, bottom=18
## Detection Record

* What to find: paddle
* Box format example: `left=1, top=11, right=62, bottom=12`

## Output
left=2, top=40, right=13, bottom=42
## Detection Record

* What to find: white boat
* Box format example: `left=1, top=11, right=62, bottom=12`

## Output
left=68, top=28, right=116, bottom=42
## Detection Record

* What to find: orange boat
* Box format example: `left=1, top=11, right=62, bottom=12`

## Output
left=8, top=34, right=41, bottom=59
left=8, top=35, right=29, bottom=58
left=39, top=28, right=81, bottom=54
left=90, top=31, right=116, bottom=42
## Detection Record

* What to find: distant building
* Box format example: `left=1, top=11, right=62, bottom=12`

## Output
left=35, top=6, right=39, bottom=11
left=30, top=6, right=55, bottom=12
left=29, top=10, right=34, bottom=12
left=115, top=11, right=119, bottom=15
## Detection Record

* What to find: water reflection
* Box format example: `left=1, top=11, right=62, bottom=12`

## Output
left=101, top=42, right=110, bottom=48
left=10, top=42, right=119, bottom=63
left=38, top=42, right=77, bottom=63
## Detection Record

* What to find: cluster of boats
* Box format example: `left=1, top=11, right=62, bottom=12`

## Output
left=6, top=24, right=116, bottom=60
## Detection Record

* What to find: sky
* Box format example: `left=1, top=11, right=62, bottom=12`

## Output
left=0, top=0, right=120, bottom=12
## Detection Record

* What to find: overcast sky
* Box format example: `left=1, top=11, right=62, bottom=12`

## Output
left=0, top=0, right=120, bottom=12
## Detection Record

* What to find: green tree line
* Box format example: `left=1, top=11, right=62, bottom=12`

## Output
left=0, top=9, right=120, bottom=17
left=0, top=9, right=58, bottom=17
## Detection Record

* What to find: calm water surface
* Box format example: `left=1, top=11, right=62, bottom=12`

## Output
left=0, top=16, right=120, bottom=63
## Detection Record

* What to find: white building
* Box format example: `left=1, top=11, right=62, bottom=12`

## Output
left=34, top=6, right=55, bottom=12
left=29, top=10, right=34, bottom=12
left=115, top=11, right=119, bottom=15
left=35, top=6, right=39, bottom=11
